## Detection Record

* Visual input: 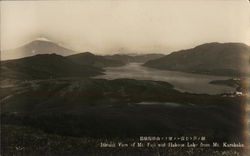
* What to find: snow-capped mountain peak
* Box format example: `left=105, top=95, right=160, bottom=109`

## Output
left=35, top=37, right=51, bottom=42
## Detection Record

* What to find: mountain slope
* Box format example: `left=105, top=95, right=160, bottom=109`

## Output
left=104, top=54, right=134, bottom=64
left=66, top=52, right=126, bottom=68
left=1, top=54, right=103, bottom=80
left=144, top=43, right=250, bottom=77
left=1, top=39, right=76, bottom=60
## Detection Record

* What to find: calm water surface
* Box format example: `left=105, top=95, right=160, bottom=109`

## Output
left=94, top=63, right=236, bottom=94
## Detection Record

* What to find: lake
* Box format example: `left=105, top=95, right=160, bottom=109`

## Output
left=94, top=63, right=236, bottom=94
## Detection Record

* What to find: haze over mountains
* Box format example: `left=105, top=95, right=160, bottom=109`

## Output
left=1, top=38, right=165, bottom=62
left=1, top=38, right=250, bottom=79
left=104, top=54, right=164, bottom=64
left=0, top=39, right=165, bottom=80
left=1, top=38, right=76, bottom=60
left=144, top=42, right=250, bottom=77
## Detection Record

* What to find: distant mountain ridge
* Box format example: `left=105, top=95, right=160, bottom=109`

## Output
left=1, top=39, right=164, bottom=65
left=67, top=52, right=126, bottom=68
left=3, top=39, right=250, bottom=77
left=0, top=38, right=164, bottom=80
left=105, top=53, right=165, bottom=64
left=144, top=42, right=250, bottom=77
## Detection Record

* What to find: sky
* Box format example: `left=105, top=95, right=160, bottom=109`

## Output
left=1, top=0, right=250, bottom=55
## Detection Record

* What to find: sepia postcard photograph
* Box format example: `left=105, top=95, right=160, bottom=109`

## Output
left=1, top=0, right=250, bottom=155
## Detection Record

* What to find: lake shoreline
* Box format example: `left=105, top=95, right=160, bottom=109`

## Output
left=95, top=63, right=236, bottom=95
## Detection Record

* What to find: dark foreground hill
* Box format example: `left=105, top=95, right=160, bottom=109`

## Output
left=1, top=54, right=103, bottom=80
left=1, top=78, right=246, bottom=155
left=1, top=78, right=245, bottom=140
left=144, top=43, right=250, bottom=77
left=67, top=52, right=126, bottom=68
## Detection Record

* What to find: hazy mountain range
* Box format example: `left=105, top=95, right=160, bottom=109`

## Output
left=1, top=39, right=250, bottom=78
left=0, top=39, right=165, bottom=80
left=1, top=39, right=76, bottom=60
left=104, top=54, right=165, bottom=64
left=1, top=39, right=164, bottom=62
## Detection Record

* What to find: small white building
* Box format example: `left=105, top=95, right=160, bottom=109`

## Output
left=235, top=91, right=243, bottom=96
left=233, top=78, right=240, bottom=81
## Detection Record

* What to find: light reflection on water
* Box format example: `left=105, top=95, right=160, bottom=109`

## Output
left=95, top=63, right=236, bottom=95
